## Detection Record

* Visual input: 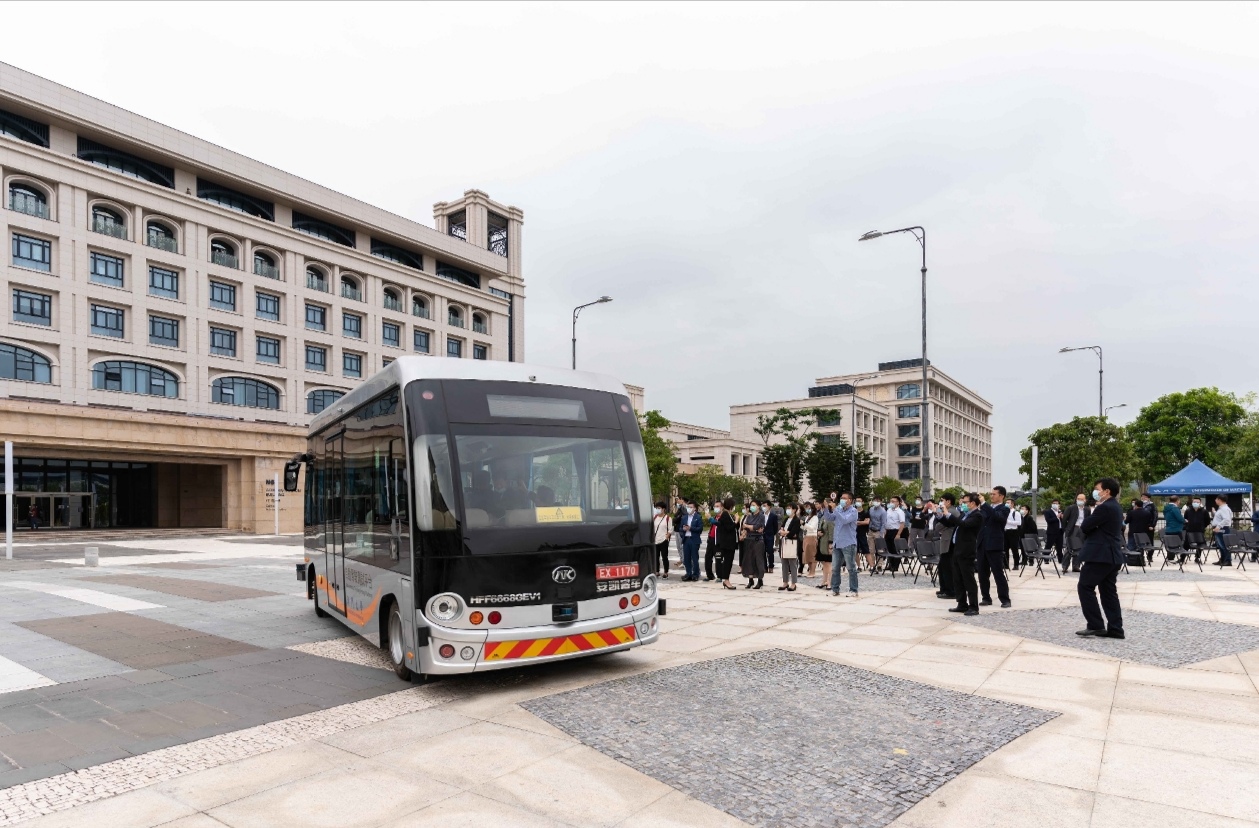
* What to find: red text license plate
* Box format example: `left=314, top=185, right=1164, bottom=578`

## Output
left=596, top=562, right=640, bottom=580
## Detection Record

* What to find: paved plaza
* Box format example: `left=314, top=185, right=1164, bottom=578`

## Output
left=0, top=536, right=1257, bottom=827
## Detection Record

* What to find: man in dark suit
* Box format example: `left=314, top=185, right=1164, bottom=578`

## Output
left=1061, top=493, right=1091, bottom=572
left=762, top=500, right=779, bottom=573
left=935, top=495, right=961, bottom=600
left=1126, top=498, right=1156, bottom=562
left=977, top=486, right=1012, bottom=608
left=1077, top=477, right=1126, bottom=638
left=1044, top=500, right=1064, bottom=563
left=944, top=492, right=984, bottom=615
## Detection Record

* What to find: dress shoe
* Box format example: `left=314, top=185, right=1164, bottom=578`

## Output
left=963, top=609, right=979, bottom=616
left=1105, top=629, right=1126, bottom=639
left=980, top=599, right=993, bottom=606
left=1076, top=628, right=1104, bottom=637
left=947, top=606, right=968, bottom=613
left=1000, top=601, right=1011, bottom=608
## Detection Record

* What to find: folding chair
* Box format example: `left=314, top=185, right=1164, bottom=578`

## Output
left=1019, top=535, right=1060, bottom=579
left=1184, top=532, right=1208, bottom=567
left=912, top=539, right=941, bottom=585
left=1159, top=533, right=1198, bottom=572
left=1242, top=531, right=1259, bottom=564
left=1065, top=533, right=1084, bottom=573
left=1129, top=533, right=1154, bottom=573
left=1224, top=534, right=1249, bottom=571
left=884, top=537, right=911, bottom=578
left=872, top=536, right=891, bottom=575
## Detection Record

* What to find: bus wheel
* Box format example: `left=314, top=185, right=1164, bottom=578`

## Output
left=386, top=602, right=412, bottom=681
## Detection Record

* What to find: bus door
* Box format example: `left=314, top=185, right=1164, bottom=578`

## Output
left=324, top=431, right=347, bottom=617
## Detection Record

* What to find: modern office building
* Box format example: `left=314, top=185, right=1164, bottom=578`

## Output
left=0, top=62, right=524, bottom=532
left=659, top=419, right=763, bottom=483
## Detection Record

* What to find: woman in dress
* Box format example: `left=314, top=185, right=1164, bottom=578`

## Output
left=802, top=502, right=820, bottom=577
left=714, top=497, right=739, bottom=590
left=778, top=504, right=801, bottom=591
left=740, top=501, right=766, bottom=589
left=816, top=498, right=834, bottom=588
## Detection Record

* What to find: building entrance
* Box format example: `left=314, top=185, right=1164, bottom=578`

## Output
left=13, top=458, right=154, bottom=529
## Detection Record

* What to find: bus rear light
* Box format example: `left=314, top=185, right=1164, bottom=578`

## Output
left=438, top=644, right=455, bottom=659
left=460, top=646, right=475, bottom=660
left=618, top=597, right=628, bottom=609
left=488, top=611, right=502, bottom=625
left=631, top=594, right=641, bottom=607
left=469, top=611, right=484, bottom=625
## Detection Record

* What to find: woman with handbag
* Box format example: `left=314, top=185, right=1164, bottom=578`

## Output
left=715, top=497, right=739, bottom=590
left=739, top=501, right=766, bottom=589
left=816, top=498, right=834, bottom=588
left=779, top=503, right=802, bottom=591
left=802, top=502, right=820, bottom=577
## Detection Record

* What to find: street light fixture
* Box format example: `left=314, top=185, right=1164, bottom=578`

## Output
left=848, top=374, right=879, bottom=495
left=859, top=225, right=931, bottom=500
left=1104, top=403, right=1127, bottom=418
left=1058, top=345, right=1104, bottom=418
left=571, top=296, right=612, bottom=370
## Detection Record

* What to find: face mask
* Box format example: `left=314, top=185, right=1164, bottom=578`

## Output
left=872, top=502, right=880, bottom=508
left=786, top=509, right=795, bottom=517
left=1052, top=504, right=1060, bottom=510
left=840, top=499, right=850, bottom=509
left=713, top=506, right=722, bottom=514
left=1092, top=489, right=1102, bottom=501
left=749, top=505, right=759, bottom=513
left=1021, top=509, right=1029, bottom=516
left=855, top=501, right=863, bottom=509
left=654, top=507, right=662, bottom=515
left=915, top=500, right=922, bottom=507
left=960, top=504, right=971, bottom=513
left=1193, top=502, right=1201, bottom=509
left=1077, top=499, right=1085, bottom=506
left=686, top=506, right=695, bottom=514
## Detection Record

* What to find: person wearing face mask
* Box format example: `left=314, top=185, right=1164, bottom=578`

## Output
left=816, top=498, right=834, bottom=585
left=1183, top=497, right=1209, bottom=563
left=802, top=502, right=820, bottom=577
left=679, top=501, right=703, bottom=581
left=1062, top=492, right=1092, bottom=572
left=1004, top=498, right=1024, bottom=570
left=855, top=497, right=872, bottom=571
left=1162, top=495, right=1184, bottom=540
left=1020, top=504, right=1038, bottom=540
left=945, top=493, right=984, bottom=615
left=884, top=497, right=907, bottom=572
left=762, top=501, right=780, bottom=574
left=739, top=501, right=767, bottom=589
left=1125, top=498, right=1156, bottom=562
left=1044, top=500, right=1064, bottom=564
left=1211, top=495, right=1234, bottom=567
left=909, top=497, right=928, bottom=549
left=1077, top=478, right=1126, bottom=638
left=704, top=502, right=720, bottom=581
left=829, top=492, right=860, bottom=597
left=652, top=501, right=672, bottom=579
left=935, top=494, right=961, bottom=601
left=714, top=499, right=739, bottom=589
left=867, top=498, right=886, bottom=571
left=978, top=486, right=1012, bottom=608
left=778, top=504, right=801, bottom=591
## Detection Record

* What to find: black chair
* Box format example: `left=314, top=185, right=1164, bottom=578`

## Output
left=912, top=539, right=941, bottom=585
left=1224, top=534, right=1249, bottom=571
left=1160, top=532, right=1201, bottom=572
left=1065, top=533, right=1084, bottom=572
left=1242, top=530, right=1259, bottom=564
left=1019, top=535, right=1060, bottom=579
left=1130, top=533, right=1155, bottom=572
left=883, top=537, right=911, bottom=577
left=872, top=536, right=892, bottom=575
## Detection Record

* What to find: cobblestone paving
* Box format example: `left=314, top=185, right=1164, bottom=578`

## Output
left=523, top=649, right=1057, bottom=828
left=956, top=606, right=1259, bottom=668
left=1220, top=593, right=1259, bottom=607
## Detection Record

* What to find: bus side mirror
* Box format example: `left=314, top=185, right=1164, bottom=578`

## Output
left=283, top=460, right=302, bottom=492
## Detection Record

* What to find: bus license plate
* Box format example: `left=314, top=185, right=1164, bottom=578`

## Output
left=596, top=563, right=639, bottom=580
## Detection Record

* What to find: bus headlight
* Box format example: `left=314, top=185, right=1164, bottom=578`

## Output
left=641, top=575, right=657, bottom=601
left=427, top=593, right=463, bottom=623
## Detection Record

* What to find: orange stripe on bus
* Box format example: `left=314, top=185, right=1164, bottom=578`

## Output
left=480, top=625, right=638, bottom=662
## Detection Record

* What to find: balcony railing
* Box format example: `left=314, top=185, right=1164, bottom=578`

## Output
left=254, top=261, right=281, bottom=280
left=448, top=315, right=465, bottom=329
left=473, top=322, right=488, bottom=335
left=93, top=216, right=128, bottom=240
left=383, top=296, right=402, bottom=312
left=146, top=233, right=178, bottom=254
left=412, top=305, right=430, bottom=320
left=341, top=284, right=362, bottom=302
left=307, top=275, right=329, bottom=292
left=211, top=249, right=239, bottom=269
left=9, top=193, right=48, bottom=219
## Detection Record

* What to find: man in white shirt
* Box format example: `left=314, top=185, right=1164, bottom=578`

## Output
left=1004, top=501, right=1023, bottom=569
left=884, top=497, right=907, bottom=572
left=1211, top=496, right=1234, bottom=566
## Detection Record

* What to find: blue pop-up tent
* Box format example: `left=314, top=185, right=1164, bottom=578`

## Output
left=1147, top=459, right=1253, bottom=496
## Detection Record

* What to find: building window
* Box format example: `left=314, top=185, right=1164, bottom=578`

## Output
left=212, top=376, right=280, bottom=410
left=472, top=313, right=488, bottom=335
left=91, top=206, right=127, bottom=240
left=414, top=330, right=430, bottom=354
left=293, top=212, right=355, bottom=247
left=307, top=389, right=344, bottom=415
left=816, top=411, right=841, bottom=427
left=209, top=327, right=237, bottom=357
left=253, top=251, right=280, bottom=279
left=370, top=240, right=422, bottom=270
left=196, top=179, right=275, bottom=221
left=447, top=337, right=462, bottom=358
left=256, top=292, right=280, bottom=321
left=146, top=220, right=178, bottom=253
left=148, top=265, right=179, bottom=299
left=8, top=183, right=49, bottom=219
left=435, top=261, right=480, bottom=289
left=77, top=138, right=174, bottom=188
left=342, top=312, right=362, bottom=339
left=340, top=276, right=361, bottom=302
left=12, top=233, right=51, bottom=272
left=93, top=360, right=178, bottom=397
left=343, top=352, right=362, bottom=378
left=487, top=212, right=508, bottom=257
left=306, top=266, right=328, bottom=292
left=472, top=344, right=488, bottom=361
left=148, top=315, right=180, bottom=347
left=447, top=209, right=467, bottom=240
left=209, top=281, right=237, bottom=312
left=89, top=252, right=125, bottom=287
left=305, top=345, right=327, bottom=372
left=448, top=306, right=464, bottom=328
left=382, top=357, right=393, bottom=368
left=896, top=384, right=922, bottom=400
left=897, top=462, right=921, bottom=481
left=412, top=296, right=429, bottom=319
left=305, top=304, right=326, bottom=331
left=382, top=288, right=402, bottom=312
left=382, top=322, right=400, bottom=348
left=0, top=108, right=50, bottom=147
left=90, top=304, right=124, bottom=338
left=0, top=343, right=52, bottom=383
left=12, top=289, right=51, bottom=326
left=898, top=424, right=920, bottom=438
left=898, top=405, right=921, bottom=419
left=898, top=443, right=921, bottom=457
left=210, top=239, right=238, bottom=269
left=256, top=335, right=280, bottom=364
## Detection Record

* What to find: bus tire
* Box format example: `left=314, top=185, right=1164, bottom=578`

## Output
left=385, top=601, right=412, bottom=681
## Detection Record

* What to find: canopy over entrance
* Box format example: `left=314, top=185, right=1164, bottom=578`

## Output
left=1147, top=459, right=1252, bottom=496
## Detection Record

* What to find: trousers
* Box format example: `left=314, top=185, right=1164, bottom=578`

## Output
left=655, top=540, right=669, bottom=574
left=832, top=544, right=858, bottom=593
left=885, top=530, right=903, bottom=571
left=977, top=549, right=1010, bottom=603
left=682, top=537, right=701, bottom=580
left=952, top=551, right=978, bottom=609
left=1078, top=562, right=1123, bottom=632
left=1005, top=529, right=1021, bottom=568
left=780, top=557, right=798, bottom=586
left=705, top=536, right=716, bottom=579
left=1215, top=527, right=1232, bottom=565
left=937, top=549, right=955, bottom=596
left=715, top=549, right=734, bottom=580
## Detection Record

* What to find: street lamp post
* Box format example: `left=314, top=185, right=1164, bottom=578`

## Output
left=859, top=226, right=931, bottom=500
left=572, top=296, right=612, bottom=370
left=1058, top=345, right=1104, bottom=417
left=1103, top=403, right=1127, bottom=419
left=848, top=374, right=879, bottom=495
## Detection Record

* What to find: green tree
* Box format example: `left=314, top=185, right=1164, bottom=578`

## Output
left=761, top=444, right=800, bottom=503
left=801, top=435, right=877, bottom=501
left=674, top=464, right=751, bottom=506
left=752, top=407, right=840, bottom=504
left=639, top=410, right=677, bottom=502
left=1126, top=388, right=1248, bottom=482
left=935, top=485, right=966, bottom=504
left=1222, top=412, right=1259, bottom=493
left=872, top=476, right=904, bottom=502
left=1018, top=416, right=1137, bottom=494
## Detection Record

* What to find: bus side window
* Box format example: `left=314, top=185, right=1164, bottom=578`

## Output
left=413, top=435, right=457, bottom=532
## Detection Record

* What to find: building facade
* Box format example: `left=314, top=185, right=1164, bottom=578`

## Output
left=0, top=62, right=524, bottom=532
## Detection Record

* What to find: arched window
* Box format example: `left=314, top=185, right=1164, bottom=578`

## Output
left=91, top=205, right=127, bottom=240
left=472, top=312, right=487, bottom=334
left=8, top=183, right=49, bottom=219
left=253, top=250, right=279, bottom=279
left=307, top=389, right=345, bottom=415
left=412, top=295, right=429, bottom=319
left=92, top=360, right=178, bottom=397
left=382, top=287, right=401, bottom=311
left=896, top=383, right=922, bottom=400
left=306, top=265, right=328, bottom=292
left=340, top=275, right=361, bottom=302
left=146, top=220, right=178, bottom=253
left=210, top=238, right=238, bottom=269
left=448, top=306, right=464, bottom=328
left=0, top=343, right=52, bottom=383
left=211, top=376, right=280, bottom=410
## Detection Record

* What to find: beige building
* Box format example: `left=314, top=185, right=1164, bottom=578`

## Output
left=659, top=420, right=763, bottom=481
left=0, top=62, right=524, bottom=532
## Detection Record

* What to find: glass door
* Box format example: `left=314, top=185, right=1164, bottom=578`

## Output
left=324, top=432, right=347, bottom=617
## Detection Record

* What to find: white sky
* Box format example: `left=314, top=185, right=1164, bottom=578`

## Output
left=7, top=1, right=1258, bottom=486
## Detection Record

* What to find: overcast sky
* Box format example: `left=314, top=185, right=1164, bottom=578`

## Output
left=7, top=2, right=1257, bottom=485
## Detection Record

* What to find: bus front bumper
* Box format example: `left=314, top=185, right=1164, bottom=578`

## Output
left=419, top=603, right=661, bottom=675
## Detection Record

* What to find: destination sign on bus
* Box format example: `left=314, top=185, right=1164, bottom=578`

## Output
left=596, top=562, right=639, bottom=581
